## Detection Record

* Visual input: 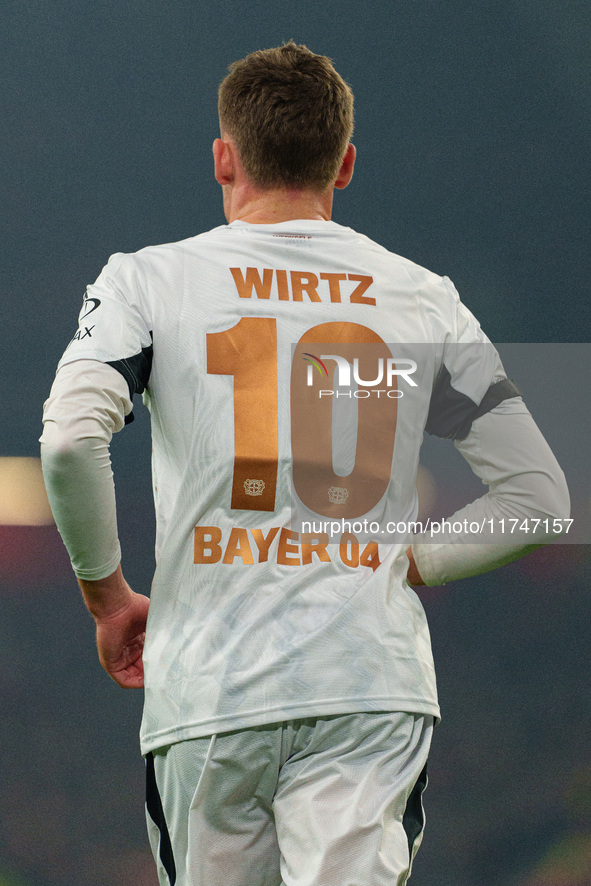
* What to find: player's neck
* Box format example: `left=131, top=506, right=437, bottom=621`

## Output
left=223, top=183, right=334, bottom=225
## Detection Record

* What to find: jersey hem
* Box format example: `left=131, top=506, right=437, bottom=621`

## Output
left=139, top=697, right=441, bottom=755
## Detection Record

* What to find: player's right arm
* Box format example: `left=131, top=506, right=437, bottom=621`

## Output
left=78, top=565, right=149, bottom=689
left=41, top=251, right=153, bottom=657
left=40, top=358, right=150, bottom=685
left=40, top=359, right=129, bottom=580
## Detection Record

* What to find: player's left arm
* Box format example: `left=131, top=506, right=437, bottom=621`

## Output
left=408, top=397, right=570, bottom=586
left=406, top=546, right=425, bottom=585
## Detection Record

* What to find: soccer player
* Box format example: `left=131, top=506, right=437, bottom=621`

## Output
left=41, top=43, right=569, bottom=886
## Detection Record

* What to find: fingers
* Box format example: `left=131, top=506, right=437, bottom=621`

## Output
left=97, top=629, right=146, bottom=688
left=108, top=659, right=145, bottom=689
left=94, top=592, right=150, bottom=687
left=103, top=648, right=145, bottom=688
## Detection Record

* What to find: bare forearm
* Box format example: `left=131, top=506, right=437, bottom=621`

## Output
left=78, top=565, right=135, bottom=620
left=78, top=564, right=150, bottom=688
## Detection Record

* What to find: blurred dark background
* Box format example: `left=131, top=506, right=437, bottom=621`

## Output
left=1, top=1, right=590, bottom=884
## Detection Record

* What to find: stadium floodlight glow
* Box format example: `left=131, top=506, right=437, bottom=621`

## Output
left=0, top=457, right=54, bottom=526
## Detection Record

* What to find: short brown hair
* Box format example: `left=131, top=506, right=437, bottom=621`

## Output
left=218, top=42, right=354, bottom=191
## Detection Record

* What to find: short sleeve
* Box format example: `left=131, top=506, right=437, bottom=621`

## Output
left=57, top=252, right=153, bottom=397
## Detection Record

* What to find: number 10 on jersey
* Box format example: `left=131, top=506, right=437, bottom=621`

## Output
left=207, top=318, right=398, bottom=519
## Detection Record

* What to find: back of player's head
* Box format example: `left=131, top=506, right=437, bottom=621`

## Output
left=218, top=42, right=354, bottom=192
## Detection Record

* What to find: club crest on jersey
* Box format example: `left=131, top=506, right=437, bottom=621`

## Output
left=328, top=486, right=349, bottom=504
left=244, top=479, right=265, bottom=496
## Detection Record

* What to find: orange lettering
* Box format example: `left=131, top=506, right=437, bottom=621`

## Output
left=360, top=541, right=380, bottom=572
left=339, top=532, right=359, bottom=567
left=290, top=271, right=321, bottom=302
left=207, top=318, right=278, bottom=512
left=223, top=528, right=254, bottom=565
left=194, top=526, right=223, bottom=564
left=277, top=528, right=300, bottom=565
left=230, top=267, right=273, bottom=299
left=301, top=533, right=331, bottom=565
left=319, top=273, right=346, bottom=303
left=348, top=274, right=375, bottom=306
left=276, top=269, right=290, bottom=301
left=251, top=527, right=280, bottom=562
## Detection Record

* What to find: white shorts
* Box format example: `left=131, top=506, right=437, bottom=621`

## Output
left=145, top=711, right=433, bottom=886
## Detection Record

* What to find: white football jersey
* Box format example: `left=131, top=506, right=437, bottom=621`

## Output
left=57, top=219, right=515, bottom=754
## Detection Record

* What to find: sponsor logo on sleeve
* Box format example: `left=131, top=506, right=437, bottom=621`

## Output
left=66, top=291, right=102, bottom=347
left=79, top=291, right=101, bottom=320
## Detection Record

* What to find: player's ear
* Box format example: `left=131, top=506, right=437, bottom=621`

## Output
left=213, top=138, right=234, bottom=186
left=334, top=143, right=356, bottom=190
